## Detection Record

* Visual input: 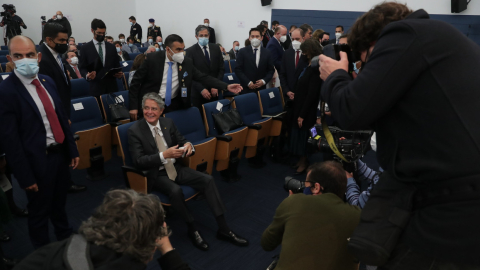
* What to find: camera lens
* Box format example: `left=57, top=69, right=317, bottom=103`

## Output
left=284, top=177, right=305, bottom=194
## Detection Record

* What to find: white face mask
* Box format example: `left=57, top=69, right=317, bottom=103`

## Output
left=204, top=23, right=209, bottom=27
left=168, top=47, right=184, bottom=64
left=250, top=38, right=261, bottom=47
left=57, top=15, right=62, bottom=20
left=335, top=32, right=342, bottom=39
left=120, top=38, right=125, bottom=43
left=70, top=57, right=78, bottom=65
left=148, top=39, right=153, bottom=43
left=370, top=133, right=377, bottom=152
left=150, top=23, right=154, bottom=27
left=279, top=35, right=287, bottom=43
left=292, top=40, right=301, bottom=51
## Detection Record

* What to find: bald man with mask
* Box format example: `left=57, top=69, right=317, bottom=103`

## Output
left=47, top=11, right=72, bottom=37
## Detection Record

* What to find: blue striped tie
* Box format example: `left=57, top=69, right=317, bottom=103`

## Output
left=165, top=62, right=174, bottom=106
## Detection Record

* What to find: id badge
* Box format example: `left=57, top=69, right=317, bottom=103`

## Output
left=181, top=88, right=187, bottom=97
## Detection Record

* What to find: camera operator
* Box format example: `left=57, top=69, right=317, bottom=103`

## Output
left=261, top=161, right=360, bottom=270
left=0, top=5, right=26, bottom=45
left=319, top=2, right=480, bottom=269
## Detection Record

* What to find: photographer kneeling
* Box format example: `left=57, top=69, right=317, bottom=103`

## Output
left=261, top=161, right=360, bottom=270
left=319, top=2, right=480, bottom=269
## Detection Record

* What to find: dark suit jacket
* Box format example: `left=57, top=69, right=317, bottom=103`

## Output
left=208, top=27, right=216, bottom=44
left=128, top=118, right=189, bottom=192
left=234, top=46, right=275, bottom=91
left=0, top=72, right=79, bottom=189
left=117, top=51, right=131, bottom=62
left=283, top=34, right=292, bottom=50
left=292, top=66, right=321, bottom=129
left=64, top=64, right=81, bottom=80
left=38, top=43, right=72, bottom=118
left=79, top=40, right=121, bottom=96
left=129, top=51, right=228, bottom=111
left=147, top=25, right=162, bottom=40
left=321, top=10, right=480, bottom=263
left=228, top=48, right=237, bottom=60
left=279, top=48, right=309, bottom=97
left=266, top=37, right=285, bottom=72
left=185, top=43, right=225, bottom=103
left=130, top=23, right=143, bottom=42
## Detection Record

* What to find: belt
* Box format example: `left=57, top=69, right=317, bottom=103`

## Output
left=46, top=143, right=64, bottom=155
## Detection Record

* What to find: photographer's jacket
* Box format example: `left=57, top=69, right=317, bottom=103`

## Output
left=321, top=9, right=480, bottom=264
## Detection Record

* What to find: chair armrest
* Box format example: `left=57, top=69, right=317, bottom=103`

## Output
left=108, top=122, right=123, bottom=127
left=73, top=134, right=80, bottom=141
left=262, top=111, right=286, bottom=120
left=248, top=124, right=262, bottom=130
left=121, top=165, right=148, bottom=177
left=212, top=135, right=232, bottom=142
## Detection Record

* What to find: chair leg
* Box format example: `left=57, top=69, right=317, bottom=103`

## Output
left=220, top=149, right=241, bottom=182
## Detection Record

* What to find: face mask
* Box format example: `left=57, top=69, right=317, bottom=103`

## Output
left=370, top=133, right=377, bottom=152
left=155, top=48, right=160, bottom=52
left=335, top=32, right=342, bottom=39
left=14, top=58, right=39, bottom=77
left=198, top=37, right=208, bottom=46
left=279, top=35, right=287, bottom=43
left=116, top=47, right=121, bottom=52
left=250, top=38, right=261, bottom=47
left=353, top=62, right=360, bottom=74
left=70, top=57, right=78, bottom=65
left=130, top=22, right=133, bottom=26
left=321, top=40, right=329, bottom=46
left=150, top=23, right=154, bottom=27
left=303, top=186, right=313, bottom=195
left=120, top=38, right=125, bottom=43
left=168, top=47, right=184, bottom=64
left=158, top=42, right=162, bottom=46
left=57, top=15, right=62, bottom=20
left=128, top=43, right=133, bottom=47
left=51, top=39, right=68, bottom=54
left=149, top=39, right=153, bottom=43
left=96, top=34, right=105, bottom=42
left=204, top=23, right=209, bottom=27
left=292, top=40, right=301, bottom=51
left=235, top=46, right=239, bottom=51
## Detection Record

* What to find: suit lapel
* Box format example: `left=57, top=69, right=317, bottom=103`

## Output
left=41, top=44, right=68, bottom=83
left=159, top=118, right=172, bottom=147
left=10, top=72, right=43, bottom=122
left=247, top=46, right=258, bottom=70
left=140, top=119, right=157, bottom=151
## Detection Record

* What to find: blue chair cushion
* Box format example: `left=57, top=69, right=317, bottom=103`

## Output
left=71, top=78, right=90, bottom=99
left=117, top=122, right=135, bottom=166
left=70, top=97, right=105, bottom=133
left=224, top=60, right=230, bottom=73
left=0, top=51, right=8, bottom=56
left=0, top=56, right=7, bottom=63
left=234, top=93, right=263, bottom=125
left=229, top=59, right=236, bottom=71
left=259, top=88, right=283, bottom=116
left=121, top=60, right=134, bottom=72
left=0, top=46, right=7, bottom=50
left=165, top=107, right=207, bottom=143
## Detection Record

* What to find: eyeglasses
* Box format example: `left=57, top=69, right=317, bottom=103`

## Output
left=143, top=106, right=159, bottom=111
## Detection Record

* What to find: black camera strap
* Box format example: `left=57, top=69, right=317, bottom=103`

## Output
left=320, top=101, right=350, bottom=163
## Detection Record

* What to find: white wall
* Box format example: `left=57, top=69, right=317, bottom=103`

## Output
left=135, top=0, right=480, bottom=51
left=6, top=0, right=136, bottom=44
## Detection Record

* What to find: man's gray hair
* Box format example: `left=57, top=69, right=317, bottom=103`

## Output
left=142, top=92, right=165, bottom=109
left=195, top=25, right=210, bottom=36
left=79, top=189, right=169, bottom=263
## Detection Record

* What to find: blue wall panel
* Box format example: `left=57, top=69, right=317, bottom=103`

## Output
left=272, top=9, right=480, bottom=45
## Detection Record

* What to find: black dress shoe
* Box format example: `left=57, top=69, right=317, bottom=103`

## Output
left=68, top=184, right=87, bottom=193
left=216, top=230, right=249, bottom=247
left=2, top=256, right=18, bottom=267
left=0, top=232, right=10, bottom=242
left=188, top=231, right=209, bottom=251
left=11, top=207, right=28, bottom=217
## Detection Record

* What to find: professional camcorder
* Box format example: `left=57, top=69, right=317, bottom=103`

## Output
left=284, top=176, right=305, bottom=194
left=0, top=4, right=14, bottom=19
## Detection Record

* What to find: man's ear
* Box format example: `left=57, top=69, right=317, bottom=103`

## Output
left=37, top=52, right=42, bottom=63
left=6, top=54, right=13, bottom=64
left=314, top=182, right=323, bottom=194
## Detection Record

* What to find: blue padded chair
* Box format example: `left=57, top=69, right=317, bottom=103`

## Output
left=134, top=43, right=141, bottom=48
left=229, top=59, right=236, bottom=71
left=121, top=60, right=133, bottom=72
left=123, top=71, right=130, bottom=89
left=128, top=53, right=141, bottom=61
left=221, top=73, right=240, bottom=99
left=70, top=78, right=90, bottom=99
left=202, top=100, right=249, bottom=173
left=138, top=47, right=147, bottom=53
left=0, top=51, right=8, bottom=56
left=0, top=72, right=10, bottom=83
left=233, top=93, right=272, bottom=158
left=116, top=122, right=198, bottom=205
left=70, top=97, right=111, bottom=169
left=0, top=46, right=7, bottom=50
left=224, top=60, right=231, bottom=73
left=165, top=107, right=217, bottom=175
left=0, top=63, right=6, bottom=73
left=0, top=56, right=7, bottom=63
left=100, top=91, right=130, bottom=123
left=258, top=88, right=286, bottom=137
left=116, top=77, right=125, bottom=92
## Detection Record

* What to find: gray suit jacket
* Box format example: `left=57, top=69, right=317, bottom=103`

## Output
left=122, top=44, right=140, bottom=54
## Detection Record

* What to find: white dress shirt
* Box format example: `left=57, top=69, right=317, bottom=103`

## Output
left=197, top=43, right=210, bottom=61
left=159, top=52, right=179, bottom=99
left=14, top=69, right=56, bottom=146
left=92, top=38, right=106, bottom=66
left=118, top=52, right=125, bottom=62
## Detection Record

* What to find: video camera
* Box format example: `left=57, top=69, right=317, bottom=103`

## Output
left=0, top=4, right=15, bottom=20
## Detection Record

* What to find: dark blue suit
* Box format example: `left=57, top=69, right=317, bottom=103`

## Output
left=234, top=46, right=274, bottom=93
left=0, top=72, right=79, bottom=248
left=279, top=48, right=309, bottom=99
left=266, top=37, right=285, bottom=73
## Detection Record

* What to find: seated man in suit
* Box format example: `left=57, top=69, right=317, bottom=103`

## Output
left=155, top=36, right=165, bottom=51
left=122, top=37, right=140, bottom=54
left=235, top=28, right=275, bottom=94
left=145, top=45, right=156, bottom=54
left=129, top=34, right=242, bottom=120
left=114, top=41, right=130, bottom=62
left=79, top=19, right=123, bottom=97
left=64, top=51, right=82, bottom=79
left=118, top=33, right=127, bottom=45
left=143, top=35, right=155, bottom=48
left=128, top=92, right=248, bottom=251
left=105, top=36, right=114, bottom=44
left=185, top=25, right=224, bottom=111
left=228, top=40, right=239, bottom=60
left=266, top=25, right=287, bottom=73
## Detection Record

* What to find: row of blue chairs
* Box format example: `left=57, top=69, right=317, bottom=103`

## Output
left=224, top=59, right=236, bottom=73
left=71, top=74, right=129, bottom=99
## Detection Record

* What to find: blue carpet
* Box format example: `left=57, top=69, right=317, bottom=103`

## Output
left=1, top=147, right=378, bottom=270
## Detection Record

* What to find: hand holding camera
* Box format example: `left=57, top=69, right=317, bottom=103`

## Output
left=319, top=51, right=349, bottom=81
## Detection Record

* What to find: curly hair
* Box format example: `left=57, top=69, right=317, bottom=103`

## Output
left=348, top=2, right=413, bottom=53
left=311, top=29, right=325, bottom=43
left=79, top=189, right=169, bottom=263
left=300, top=39, right=323, bottom=61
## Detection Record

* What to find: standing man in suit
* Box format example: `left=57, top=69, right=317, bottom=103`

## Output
left=64, top=51, right=82, bottom=79
left=79, top=19, right=123, bottom=97
left=129, top=34, right=242, bottom=120
left=0, top=36, right=80, bottom=248
left=330, top=25, right=344, bottom=45
left=47, top=11, right=72, bottom=37
left=185, top=25, right=225, bottom=111
left=228, top=40, right=239, bottom=60
left=128, top=92, right=248, bottom=250
left=147, top=18, right=162, bottom=41
left=235, top=28, right=275, bottom=94
left=39, top=23, right=86, bottom=193
left=266, top=25, right=287, bottom=73
left=129, top=16, right=142, bottom=43
left=203, top=18, right=216, bottom=44
left=122, top=37, right=140, bottom=53
left=299, top=24, right=313, bottom=40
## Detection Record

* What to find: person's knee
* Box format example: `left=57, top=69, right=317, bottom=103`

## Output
left=169, top=185, right=183, bottom=198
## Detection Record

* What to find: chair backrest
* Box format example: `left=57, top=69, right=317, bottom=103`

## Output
left=70, top=78, right=90, bottom=99
left=124, top=71, right=130, bottom=88
left=134, top=43, right=141, bottom=48
left=100, top=91, right=130, bottom=123
left=0, top=56, right=7, bottom=63
left=233, top=93, right=262, bottom=125
left=0, top=51, right=8, bottom=56
left=121, top=60, right=133, bottom=72
left=222, top=73, right=240, bottom=84
left=229, top=59, right=236, bottom=71
left=0, top=46, right=7, bottom=50
left=224, top=60, right=231, bottom=73
left=259, top=88, right=283, bottom=115
left=165, top=107, right=206, bottom=143
left=202, top=99, right=234, bottom=136
left=138, top=47, right=147, bottom=53
left=116, top=77, right=125, bottom=91
left=128, top=53, right=141, bottom=61
left=117, top=121, right=136, bottom=166
left=0, top=63, right=6, bottom=73
left=70, top=97, right=105, bottom=133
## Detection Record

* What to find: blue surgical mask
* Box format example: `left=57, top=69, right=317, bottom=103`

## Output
left=148, top=39, right=153, bottom=43
left=303, top=186, right=313, bottom=195
left=198, top=37, right=209, bottom=46
left=14, top=58, right=39, bottom=78
left=158, top=42, right=162, bottom=46
left=130, top=22, right=133, bottom=26
left=235, top=46, right=239, bottom=51
left=128, top=43, right=133, bottom=47
left=353, top=62, right=360, bottom=74
left=116, top=47, right=121, bottom=52
left=155, top=48, right=160, bottom=52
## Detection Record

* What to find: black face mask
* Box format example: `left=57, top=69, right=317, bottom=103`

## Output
left=321, top=40, right=329, bottom=47
left=96, top=34, right=105, bottom=42
left=51, top=40, right=68, bottom=54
